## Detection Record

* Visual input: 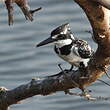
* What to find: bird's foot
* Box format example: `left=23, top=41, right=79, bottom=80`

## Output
left=58, top=63, right=73, bottom=71
left=58, top=63, right=64, bottom=71
left=58, top=63, right=69, bottom=78
left=58, top=64, right=79, bottom=87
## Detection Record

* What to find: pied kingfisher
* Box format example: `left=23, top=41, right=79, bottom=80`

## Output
left=36, top=23, right=93, bottom=70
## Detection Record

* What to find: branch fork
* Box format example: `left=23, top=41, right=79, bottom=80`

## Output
left=5, top=0, right=42, bottom=25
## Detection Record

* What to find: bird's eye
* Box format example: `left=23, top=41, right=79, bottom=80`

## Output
left=58, top=34, right=65, bottom=40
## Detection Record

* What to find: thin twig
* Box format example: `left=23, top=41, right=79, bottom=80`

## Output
left=97, top=79, right=110, bottom=86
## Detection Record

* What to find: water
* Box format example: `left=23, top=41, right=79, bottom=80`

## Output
left=0, top=0, right=110, bottom=110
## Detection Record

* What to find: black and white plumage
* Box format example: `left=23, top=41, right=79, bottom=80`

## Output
left=37, top=23, right=93, bottom=70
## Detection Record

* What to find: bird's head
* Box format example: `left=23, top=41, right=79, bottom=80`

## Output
left=36, top=23, right=75, bottom=47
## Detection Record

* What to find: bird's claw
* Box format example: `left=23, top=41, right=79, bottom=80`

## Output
left=58, top=63, right=64, bottom=71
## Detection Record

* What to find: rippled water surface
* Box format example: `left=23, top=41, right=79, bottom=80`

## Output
left=0, top=0, right=110, bottom=110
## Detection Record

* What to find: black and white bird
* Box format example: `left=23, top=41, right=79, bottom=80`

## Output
left=36, top=23, right=93, bottom=70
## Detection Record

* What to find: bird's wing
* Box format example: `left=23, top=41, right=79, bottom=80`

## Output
left=78, top=40, right=93, bottom=58
left=72, top=40, right=93, bottom=59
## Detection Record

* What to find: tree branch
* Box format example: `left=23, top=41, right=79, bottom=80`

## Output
left=0, top=69, right=97, bottom=110
left=0, top=0, right=110, bottom=109
left=4, top=0, right=42, bottom=25
left=92, top=0, right=110, bottom=10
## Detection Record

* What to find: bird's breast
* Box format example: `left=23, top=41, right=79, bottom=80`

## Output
left=54, top=44, right=90, bottom=67
left=59, top=52, right=82, bottom=64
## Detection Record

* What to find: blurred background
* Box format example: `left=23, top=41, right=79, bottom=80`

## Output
left=0, top=0, right=110, bottom=110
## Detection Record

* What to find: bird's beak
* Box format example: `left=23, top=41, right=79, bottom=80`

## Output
left=36, top=37, right=54, bottom=47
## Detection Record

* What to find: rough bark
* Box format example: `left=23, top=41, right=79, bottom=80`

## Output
left=0, top=0, right=110, bottom=109
left=73, top=0, right=110, bottom=86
